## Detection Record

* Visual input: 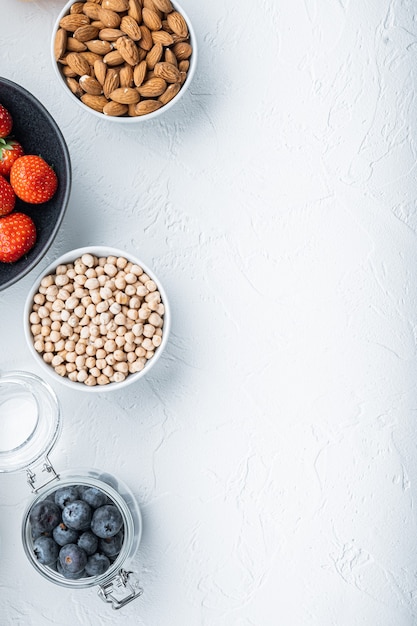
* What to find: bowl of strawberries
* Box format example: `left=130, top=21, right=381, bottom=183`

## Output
left=0, top=77, right=71, bottom=291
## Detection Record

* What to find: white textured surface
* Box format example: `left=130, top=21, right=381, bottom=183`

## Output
left=1, top=0, right=417, bottom=623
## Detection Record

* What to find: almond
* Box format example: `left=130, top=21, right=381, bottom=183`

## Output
left=161, top=19, right=173, bottom=33
left=66, top=52, right=91, bottom=76
left=158, top=81, right=180, bottom=105
left=120, top=15, right=142, bottom=41
left=74, top=24, right=100, bottom=42
left=62, top=65, right=77, bottom=77
left=138, top=25, right=153, bottom=50
left=103, top=67, right=120, bottom=97
left=54, top=28, right=67, bottom=61
left=171, top=33, right=189, bottom=44
left=128, top=0, right=142, bottom=23
left=82, top=2, right=102, bottom=20
left=80, top=51, right=102, bottom=65
left=119, top=64, right=134, bottom=87
left=79, top=74, right=104, bottom=95
left=178, top=60, right=189, bottom=73
left=102, top=0, right=130, bottom=11
left=167, top=11, right=188, bottom=38
left=86, top=39, right=113, bottom=55
left=94, top=59, right=107, bottom=85
left=172, top=41, right=192, bottom=61
left=164, top=48, right=177, bottom=66
left=142, top=8, right=162, bottom=31
left=66, top=38, right=88, bottom=52
left=91, top=20, right=106, bottom=29
left=103, top=50, right=125, bottom=66
left=66, top=76, right=84, bottom=98
left=127, top=104, right=137, bottom=117
left=154, top=61, right=181, bottom=83
left=146, top=43, right=163, bottom=69
left=70, top=2, right=85, bottom=14
left=137, top=76, right=166, bottom=96
left=98, top=8, right=122, bottom=29
left=81, top=93, right=110, bottom=112
left=138, top=47, right=148, bottom=62
left=152, top=0, right=173, bottom=12
left=99, top=28, right=124, bottom=41
left=151, top=30, right=174, bottom=47
left=133, top=60, right=147, bottom=87
left=134, top=99, right=163, bottom=116
left=116, top=36, right=140, bottom=66
left=103, top=101, right=129, bottom=116
left=59, top=14, right=90, bottom=32
left=143, top=0, right=157, bottom=9
left=109, top=87, right=140, bottom=104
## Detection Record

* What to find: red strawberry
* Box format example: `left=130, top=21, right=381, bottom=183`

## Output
left=0, top=138, right=24, bottom=177
left=0, top=212, right=36, bottom=262
left=0, top=174, right=16, bottom=216
left=0, top=104, right=13, bottom=138
left=10, top=155, right=58, bottom=204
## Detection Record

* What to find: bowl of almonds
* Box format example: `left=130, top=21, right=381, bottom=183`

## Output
left=51, top=0, right=196, bottom=121
left=24, top=246, right=171, bottom=391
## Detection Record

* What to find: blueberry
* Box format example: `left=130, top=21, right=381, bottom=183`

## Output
left=77, top=531, right=98, bottom=556
left=62, top=500, right=92, bottom=531
left=81, top=487, right=107, bottom=509
left=57, top=559, right=86, bottom=580
left=59, top=544, right=88, bottom=574
left=30, top=500, right=61, bottom=534
left=52, top=523, right=79, bottom=547
left=91, top=505, right=123, bottom=538
left=43, top=492, right=57, bottom=503
left=33, top=536, right=59, bottom=565
left=99, top=530, right=124, bottom=557
left=77, top=485, right=90, bottom=499
left=85, top=553, right=111, bottom=576
left=54, top=486, right=79, bottom=509
left=31, top=526, right=51, bottom=541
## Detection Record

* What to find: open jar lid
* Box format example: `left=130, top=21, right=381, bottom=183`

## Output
left=0, top=371, right=61, bottom=473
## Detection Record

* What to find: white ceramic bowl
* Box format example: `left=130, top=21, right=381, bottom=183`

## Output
left=24, top=246, right=171, bottom=392
left=51, top=0, right=197, bottom=123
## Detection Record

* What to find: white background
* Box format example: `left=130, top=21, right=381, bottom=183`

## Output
left=1, top=0, right=417, bottom=624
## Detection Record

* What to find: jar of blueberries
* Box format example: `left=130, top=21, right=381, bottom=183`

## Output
left=0, top=370, right=143, bottom=609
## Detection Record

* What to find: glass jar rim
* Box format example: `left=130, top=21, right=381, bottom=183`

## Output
left=0, top=371, right=61, bottom=473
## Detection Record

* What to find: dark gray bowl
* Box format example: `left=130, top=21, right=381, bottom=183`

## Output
left=0, top=77, right=71, bottom=291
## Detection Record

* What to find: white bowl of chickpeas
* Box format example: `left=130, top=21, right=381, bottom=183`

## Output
left=51, top=0, right=197, bottom=122
left=24, top=246, right=170, bottom=391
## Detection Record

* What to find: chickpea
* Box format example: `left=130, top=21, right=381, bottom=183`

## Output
left=81, top=253, right=95, bottom=267
left=55, top=274, right=69, bottom=287
left=152, top=335, right=162, bottom=347
left=34, top=293, right=45, bottom=305
left=77, top=370, right=88, bottom=383
left=111, top=372, right=126, bottom=383
left=104, top=263, right=117, bottom=277
left=34, top=339, right=45, bottom=353
left=31, top=323, right=42, bottom=336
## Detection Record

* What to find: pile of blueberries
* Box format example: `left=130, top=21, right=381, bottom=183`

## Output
left=29, top=484, right=124, bottom=579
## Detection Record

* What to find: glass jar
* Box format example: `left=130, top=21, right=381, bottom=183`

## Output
left=0, top=370, right=143, bottom=609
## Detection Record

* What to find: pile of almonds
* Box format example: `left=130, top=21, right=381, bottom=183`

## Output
left=29, top=253, right=165, bottom=386
left=54, top=0, right=193, bottom=117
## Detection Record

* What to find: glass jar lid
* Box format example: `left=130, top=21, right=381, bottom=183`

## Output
left=0, top=371, right=61, bottom=473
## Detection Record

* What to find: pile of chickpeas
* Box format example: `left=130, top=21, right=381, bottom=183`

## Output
left=28, top=253, right=165, bottom=386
